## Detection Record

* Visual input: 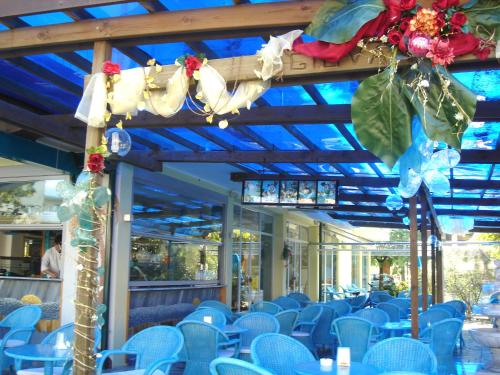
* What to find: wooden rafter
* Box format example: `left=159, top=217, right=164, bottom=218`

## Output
left=330, top=205, right=500, bottom=217
left=338, top=194, right=500, bottom=206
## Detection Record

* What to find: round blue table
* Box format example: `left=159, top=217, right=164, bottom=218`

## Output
left=295, top=361, right=380, bottom=375
left=5, top=344, right=72, bottom=375
left=380, top=320, right=412, bottom=337
left=223, top=325, right=248, bottom=335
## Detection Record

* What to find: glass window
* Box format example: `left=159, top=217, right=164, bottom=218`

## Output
left=261, top=213, right=273, bottom=234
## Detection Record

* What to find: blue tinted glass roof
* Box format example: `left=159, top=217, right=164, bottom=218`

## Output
left=204, top=37, right=264, bottom=58
left=158, top=0, right=232, bottom=10
left=138, top=43, right=194, bottom=65
left=202, top=127, right=264, bottom=150
left=20, top=12, right=73, bottom=26
left=272, top=163, right=308, bottom=174
left=25, top=54, right=86, bottom=85
left=261, top=86, right=315, bottom=106
left=453, top=164, right=491, bottom=180
left=338, top=163, right=377, bottom=176
left=493, top=165, right=500, bottom=180
left=306, top=163, right=341, bottom=175
left=248, top=125, right=307, bottom=150
left=314, top=81, right=359, bottom=104
left=294, top=125, right=354, bottom=150
left=454, top=70, right=500, bottom=101
left=462, top=122, right=500, bottom=150
left=112, top=49, right=140, bottom=70
left=238, top=163, right=276, bottom=173
left=167, top=128, right=223, bottom=151
left=84, top=2, right=148, bottom=18
left=129, top=129, right=188, bottom=151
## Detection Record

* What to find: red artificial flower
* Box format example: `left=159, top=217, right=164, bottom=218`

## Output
left=184, top=55, right=203, bottom=77
left=400, top=17, right=412, bottom=32
left=450, top=24, right=463, bottom=34
left=436, top=12, right=446, bottom=30
left=408, top=33, right=432, bottom=57
left=87, top=153, right=105, bottom=174
left=448, top=0, right=459, bottom=6
left=102, top=61, right=121, bottom=76
left=426, top=38, right=455, bottom=66
left=388, top=29, right=403, bottom=45
left=474, top=47, right=491, bottom=60
left=400, top=0, right=417, bottom=11
left=433, top=0, right=459, bottom=10
left=450, top=12, right=467, bottom=27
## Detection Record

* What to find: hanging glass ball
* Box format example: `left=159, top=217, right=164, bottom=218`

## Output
left=105, top=128, right=131, bottom=157
left=403, top=217, right=410, bottom=225
left=423, top=170, right=450, bottom=196
left=385, top=194, right=404, bottom=211
left=429, top=234, right=438, bottom=246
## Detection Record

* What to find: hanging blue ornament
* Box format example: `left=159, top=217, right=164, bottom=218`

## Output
left=429, top=235, right=438, bottom=246
left=385, top=194, right=404, bottom=211
left=403, top=217, right=410, bottom=225
left=398, top=169, right=422, bottom=198
left=93, top=187, right=112, bottom=207
left=423, top=170, right=450, bottom=196
left=430, top=148, right=461, bottom=170
left=106, top=128, right=132, bottom=157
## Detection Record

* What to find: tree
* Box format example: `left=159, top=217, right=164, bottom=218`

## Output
left=445, top=269, right=484, bottom=316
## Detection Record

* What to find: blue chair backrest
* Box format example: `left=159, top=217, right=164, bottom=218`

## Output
left=354, top=308, right=390, bottom=327
left=185, top=308, right=227, bottom=329
left=296, top=305, right=322, bottom=325
left=398, top=290, right=410, bottom=298
left=430, top=318, right=463, bottom=358
left=333, top=317, right=373, bottom=362
left=275, top=310, right=299, bottom=336
left=0, top=305, right=42, bottom=328
left=385, top=298, right=410, bottom=318
left=362, top=337, right=438, bottom=373
left=376, top=303, right=401, bottom=322
left=287, top=292, right=310, bottom=307
left=490, top=291, right=500, bottom=304
left=210, top=358, right=274, bottom=375
left=251, top=333, right=315, bottom=375
left=431, top=304, right=461, bottom=318
left=250, top=301, right=283, bottom=315
left=418, top=294, right=432, bottom=308
left=234, top=313, right=280, bottom=348
left=272, top=297, right=301, bottom=310
left=42, top=323, right=101, bottom=351
left=312, top=305, right=337, bottom=347
left=123, top=325, right=184, bottom=369
left=348, top=294, right=368, bottom=308
left=326, top=300, right=352, bottom=316
left=370, top=291, right=394, bottom=305
left=198, top=300, right=233, bottom=320
left=418, top=309, right=452, bottom=331
left=444, top=300, right=467, bottom=316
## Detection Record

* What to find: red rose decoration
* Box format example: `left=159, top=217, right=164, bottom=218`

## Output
left=388, top=30, right=403, bottom=45
left=184, top=55, right=203, bottom=77
left=102, top=61, right=121, bottom=76
left=400, top=0, right=416, bottom=11
left=448, top=0, right=459, bottom=6
left=450, top=24, right=463, bottom=34
left=87, top=153, right=105, bottom=174
left=399, top=17, right=412, bottom=32
left=450, top=12, right=467, bottom=27
left=432, top=0, right=448, bottom=9
left=474, top=47, right=491, bottom=60
left=436, top=12, right=446, bottom=29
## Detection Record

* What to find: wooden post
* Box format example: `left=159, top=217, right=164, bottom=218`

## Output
left=73, top=40, right=111, bottom=375
left=436, top=231, right=444, bottom=303
left=409, top=196, right=419, bottom=339
left=430, top=219, right=436, bottom=305
left=420, top=192, right=428, bottom=311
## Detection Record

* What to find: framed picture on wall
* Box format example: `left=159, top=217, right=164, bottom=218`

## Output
left=298, top=181, right=316, bottom=204
left=317, top=180, right=338, bottom=205
left=243, top=180, right=261, bottom=203
left=261, top=180, right=279, bottom=203
left=279, top=180, right=298, bottom=204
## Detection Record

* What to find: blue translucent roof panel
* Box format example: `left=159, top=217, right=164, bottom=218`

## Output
left=344, top=123, right=366, bottom=150
left=374, top=163, right=398, bottom=176
left=20, top=12, right=74, bottom=26
left=75, top=50, right=93, bottom=62
left=202, top=127, right=264, bottom=150
left=272, top=163, right=308, bottom=175
left=167, top=128, right=223, bottom=151
left=261, top=86, right=315, bottom=106
left=129, top=129, right=188, bottom=151
left=248, top=125, right=307, bottom=150
left=453, top=70, right=500, bottom=101
left=238, top=163, right=276, bottom=173
left=0, top=24, right=8, bottom=31
left=338, top=163, right=377, bottom=176
left=112, top=49, right=140, bottom=70
left=478, top=206, right=499, bottom=211
left=25, top=54, right=86, bottom=86
left=453, top=164, right=491, bottom=180
left=493, top=165, right=500, bottom=180
left=204, top=37, right=264, bottom=58
left=293, top=125, right=353, bottom=150
left=452, top=189, right=482, bottom=198
left=84, top=2, right=148, bottom=18
left=306, top=163, right=341, bottom=175
left=138, top=43, right=195, bottom=65
left=314, top=81, right=359, bottom=104
left=462, top=122, right=500, bottom=150
left=340, top=186, right=363, bottom=194
left=483, top=189, right=500, bottom=198
left=158, top=0, right=232, bottom=10
left=365, top=187, right=392, bottom=195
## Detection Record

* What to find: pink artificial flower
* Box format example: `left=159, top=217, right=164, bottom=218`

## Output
left=426, top=38, right=455, bottom=66
left=408, top=33, right=432, bottom=57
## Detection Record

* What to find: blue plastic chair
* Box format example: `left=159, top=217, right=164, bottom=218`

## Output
left=250, top=302, right=282, bottom=315
left=377, top=302, right=401, bottom=322
left=347, top=294, right=368, bottom=312
left=429, top=318, right=463, bottom=359
left=96, top=325, right=183, bottom=375
left=185, top=308, right=227, bottom=329
left=362, top=337, right=438, bottom=374
left=251, top=333, right=315, bottom=375
left=312, top=305, right=337, bottom=351
left=325, top=286, right=345, bottom=301
left=0, top=305, right=42, bottom=372
left=370, top=291, right=394, bottom=306
left=386, top=298, right=411, bottom=319
left=418, top=295, right=432, bottom=309
left=210, top=357, right=274, bottom=375
left=178, top=321, right=239, bottom=375
left=287, top=293, right=311, bottom=308
left=326, top=300, right=352, bottom=317
left=354, top=308, right=390, bottom=341
left=332, top=317, right=373, bottom=362
left=275, top=310, right=299, bottom=336
left=291, top=305, right=323, bottom=357
left=418, top=309, right=453, bottom=340
left=444, top=300, right=466, bottom=317
left=272, top=297, right=301, bottom=310
left=398, top=290, right=410, bottom=298
left=431, top=304, right=461, bottom=318
left=198, top=300, right=236, bottom=323
left=234, top=312, right=279, bottom=361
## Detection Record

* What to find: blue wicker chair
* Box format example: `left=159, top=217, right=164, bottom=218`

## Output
left=0, top=305, right=42, bottom=373
left=96, top=325, right=183, bottom=375
left=429, top=318, right=463, bottom=360
left=418, top=309, right=453, bottom=340
left=444, top=300, right=466, bottom=317
left=198, top=300, right=237, bottom=323
left=312, top=305, right=338, bottom=352
left=250, top=301, right=282, bottom=315
left=376, top=302, right=401, bottom=322
left=291, top=305, right=323, bottom=357
left=398, top=290, right=410, bottom=298
left=185, top=308, right=227, bottom=329
left=234, top=312, right=279, bottom=361
left=332, top=316, right=373, bottom=362
left=210, top=357, right=274, bottom=375
left=287, top=292, right=311, bottom=308
left=386, top=298, right=411, bottom=319
left=251, top=333, right=315, bottom=375
left=430, top=304, right=461, bottom=318
left=272, top=297, right=301, bottom=310
left=370, top=291, right=394, bottom=307
left=362, top=337, right=438, bottom=374
left=325, top=286, right=345, bottom=301
left=178, top=321, right=239, bottom=375
left=418, top=294, right=433, bottom=309
left=354, top=308, right=390, bottom=341
left=347, top=294, right=368, bottom=312
left=275, top=310, right=299, bottom=336
left=326, top=300, right=352, bottom=317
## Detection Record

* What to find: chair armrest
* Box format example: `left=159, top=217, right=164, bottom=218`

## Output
left=0, top=327, right=34, bottom=349
left=96, top=349, right=137, bottom=374
left=218, top=338, right=240, bottom=348
left=143, top=357, right=178, bottom=375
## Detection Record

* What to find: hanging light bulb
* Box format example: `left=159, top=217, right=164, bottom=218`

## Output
left=105, top=128, right=132, bottom=157
left=385, top=194, right=404, bottom=211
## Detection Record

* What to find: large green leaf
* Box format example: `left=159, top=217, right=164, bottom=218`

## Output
left=403, top=68, right=477, bottom=151
left=463, top=0, right=500, bottom=40
left=352, top=70, right=413, bottom=168
left=306, top=0, right=385, bottom=44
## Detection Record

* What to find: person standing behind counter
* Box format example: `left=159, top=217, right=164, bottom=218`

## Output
left=41, top=234, right=63, bottom=278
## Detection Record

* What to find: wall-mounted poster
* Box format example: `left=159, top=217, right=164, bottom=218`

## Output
left=261, top=180, right=279, bottom=203
left=243, top=180, right=261, bottom=203
left=280, top=180, right=298, bottom=204
left=317, top=181, right=337, bottom=205
left=298, top=181, right=316, bottom=204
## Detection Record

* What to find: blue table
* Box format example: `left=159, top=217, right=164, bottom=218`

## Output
left=223, top=325, right=248, bottom=335
left=380, top=320, right=412, bottom=337
left=295, top=361, right=380, bottom=375
left=5, top=344, right=72, bottom=375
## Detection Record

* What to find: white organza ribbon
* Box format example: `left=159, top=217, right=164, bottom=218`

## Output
left=75, top=73, right=107, bottom=128
left=144, top=67, right=189, bottom=117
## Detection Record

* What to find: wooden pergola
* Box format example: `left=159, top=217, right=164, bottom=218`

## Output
left=0, top=0, right=498, bottom=372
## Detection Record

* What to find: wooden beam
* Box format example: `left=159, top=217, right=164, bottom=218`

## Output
left=330, top=205, right=500, bottom=218
left=420, top=191, right=429, bottom=311
left=409, top=196, right=419, bottom=339
left=430, top=218, right=437, bottom=305
left=435, top=231, right=444, bottom=303
left=0, top=1, right=320, bottom=55
left=339, top=194, right=500, bottom=206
